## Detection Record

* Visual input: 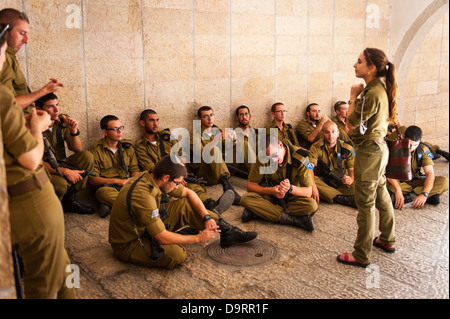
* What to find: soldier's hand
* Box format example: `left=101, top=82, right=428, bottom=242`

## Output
left=341, top=175, right=353, bottom=185
left=115, top=178, right=130, bottom=187
left=43, top=78, right=64, bottom=93
left=279, top=179, right=291, bottom=194
left=204, top=218, right=218, bottom=231
left=61, top=115, right=79, bottom=134
left=394, top=189, right=405, bottom=210
left=319, top=114, right=330, bottom=124
left=61, top=167, right=84, bottom=184
left=350, top=83, right=365, bottom=98
left=412, top=194, right=427, bottom=208
left=197, top=228, right=218, bottom=243
left=312, top=184, right=320, bottom=203
left=272, top=185, right=286, bottom=199
left=26, top=108, right=52, bottom=133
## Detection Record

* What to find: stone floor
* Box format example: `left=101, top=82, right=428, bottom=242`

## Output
left=64, top=132, right=449, bottom=300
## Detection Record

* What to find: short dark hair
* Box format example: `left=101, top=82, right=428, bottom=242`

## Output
left=139, top=109, right=157, bottom=121
left=0, top=8, right=29, bottom=30
left=306, top=103, right=319, bottom=114
left=405, top=125, right=422, bottom=142
left=35, top=93, right=58, bottom=108
left=197, top=106, right=213, bottom=118
left=235, top=105, right=250, bottom=117
left=152, top=155, right=187, bottom=180
left=100, top=115, right=119, bottom=130
left=333, top=101, right=347, bottom=112
left=271, top=102, right=284, bottom=112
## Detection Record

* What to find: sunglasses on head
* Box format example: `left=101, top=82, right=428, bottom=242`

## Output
left=0, top=24, right=9, bottom=38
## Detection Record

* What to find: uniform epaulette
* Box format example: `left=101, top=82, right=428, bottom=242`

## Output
left=287, top=123, right=293, bottom=129
left=120, top=139, right=133, bottom=149
left=160, top=128, right=171, bottom=141
left=291, top=147, right=314, bottom=170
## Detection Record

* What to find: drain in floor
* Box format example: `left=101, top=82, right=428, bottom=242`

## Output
left=206, top=239, right=277, bottom=266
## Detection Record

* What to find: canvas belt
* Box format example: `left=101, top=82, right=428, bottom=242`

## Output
left=7, top=168, right=49, bottom=197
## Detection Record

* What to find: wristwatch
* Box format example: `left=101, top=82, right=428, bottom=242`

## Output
left=70, top=129, right=80, bottom=136
left=421, top=192, right=429, bottom=198
left=288, top=184, right=293, bottom=193
left=202, top=214, right=212, bottom=222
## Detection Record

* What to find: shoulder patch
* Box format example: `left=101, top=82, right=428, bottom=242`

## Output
left=121, top=139, right=133, bottom=149
left=151, top=209, right=159, bottom=219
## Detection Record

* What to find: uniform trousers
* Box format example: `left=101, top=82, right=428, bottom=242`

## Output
left=112, top=198, right=219, bottom=270
left=352, top=139, right=395, bottom=264
left=387, top=176, right=449, bottom=197
left=314, top=176, right=355, bottom=203
left=240, top=192, right=318, bottom=223
left=9, top=178, right=76, bottom=299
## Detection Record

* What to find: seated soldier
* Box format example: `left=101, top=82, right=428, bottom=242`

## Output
left=297, top=102, right=352, bottom=149
left=135, top=109, right=234, bottom=213
left=108, top=155, right=257, bottom=269
left=36, top=93, right=94, bottom=214
left=386, top=125, right=449, bottom=209
left=240, top=133, right=318, bottom=231
left=189, top=106, right=241, bottom=205
left=265, top=102, right=300, bottom=147
left=89, top=115, right=140, bottom=217
left=309, top=121, right=356, bottom=208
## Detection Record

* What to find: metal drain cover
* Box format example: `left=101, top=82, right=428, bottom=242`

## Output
left=206, top=239, right=277, bottom=266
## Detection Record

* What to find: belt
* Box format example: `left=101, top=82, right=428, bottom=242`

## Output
left=7, top=168, right=49, bottom=197
left=354, top=137, right=385, bottom=146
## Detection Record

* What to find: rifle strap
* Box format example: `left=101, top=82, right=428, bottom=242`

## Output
left=117, top=142, right=130, bottom=179
left=158, top=132, right=167, bottom=157
left=126, top=173, right=165, bottom=261
left=336, top=139, right=344, bottom=178
left=55, top=123, right=67, bottom=163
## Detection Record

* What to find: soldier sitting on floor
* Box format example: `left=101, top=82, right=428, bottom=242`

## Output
left=309, top=121, right=357, bottom=208
left=386, top=125, right=449, bottom=209
left=108, top=155, right=257, bottom=269
left=240, top=133, right=318, bottom=231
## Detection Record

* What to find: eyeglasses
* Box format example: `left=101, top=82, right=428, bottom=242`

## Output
left=201, top=114, right=214, bottom=119
left=274, top=110, right=288, bottom=113
left=106, top=125, right=124, bottom=132
left=169, top=179, right=181, bottom=186
left=0, top=24, right=9, bottom=38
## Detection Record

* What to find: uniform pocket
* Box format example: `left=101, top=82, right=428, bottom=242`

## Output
left=354, top=140, right=383, bottom=182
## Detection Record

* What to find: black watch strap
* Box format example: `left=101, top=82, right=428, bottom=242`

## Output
left=202, top=214, right=212, bottom=222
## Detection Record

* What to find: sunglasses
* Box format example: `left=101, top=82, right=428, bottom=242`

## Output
left=0, top=24, right=9, bottom=38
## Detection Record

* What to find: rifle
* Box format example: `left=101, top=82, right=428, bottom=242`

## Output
left=315, top=160, right=350, bottom=189
left=183, top=175, right=207, bottom=185
left=226, top=163, right=249, bottom=178
left=263, top=176, right=291, bottom=214
left=43, top=135, right=97, bottom=181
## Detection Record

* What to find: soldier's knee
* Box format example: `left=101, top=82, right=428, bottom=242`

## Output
left=164, top=245, right=187, bottom=269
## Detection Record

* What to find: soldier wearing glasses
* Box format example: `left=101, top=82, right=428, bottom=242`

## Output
left=265, top=102, right=300, bottom=147
left=89, top=115, right=140, bottom=217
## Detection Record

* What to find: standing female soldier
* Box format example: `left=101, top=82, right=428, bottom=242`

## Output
left=0, top=23, right=76, bottom=298
left=337, top=48, right=398, bottom=267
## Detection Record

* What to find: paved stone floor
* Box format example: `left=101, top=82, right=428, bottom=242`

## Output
left=65, top=132, right=449, bottom=300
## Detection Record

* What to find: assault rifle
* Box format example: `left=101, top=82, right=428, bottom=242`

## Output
left=315, top=159, right=350, bottom=189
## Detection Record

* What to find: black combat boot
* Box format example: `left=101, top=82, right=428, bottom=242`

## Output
left=219, top=174, right=241, bottom=205
left=333, top=195, right=357, bottom=208
left=241, top=208, right=258, bottom=222
left=426, top=194, right=440, bottom=205
left=436, top=149, right=449, bottom=161
left=403, top=192, right=417, bottom=208
left=218, top=218, right=257, bottom=248
left=98, top=204, right=111, bottom=218
left=279, top=212, right=314, bottom=231
left=204, top=189, right=235, bottom=216
left=61, top=190, right=95, bottom=214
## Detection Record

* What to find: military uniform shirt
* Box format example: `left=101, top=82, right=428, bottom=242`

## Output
left=89, top=138, right=140, bottom=179
left=0, top=84, right=40, bottom=186
left=248, top=144, right=313, bottom=188
left=266, top=119, right=299, bottom=147
left=43, top=118, right=74, bottom=160
left=309, top=139, right=354, bottom=175
left=109, top=172, right=184, bottom=245
left=347, top=78, right=389, bottom=143
left=295, top=118, right=321, bottom=149
left=134, top=131, right=178, bottom=171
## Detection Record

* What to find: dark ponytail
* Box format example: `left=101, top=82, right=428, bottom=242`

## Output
left=363, top=48, right=399, bottom=126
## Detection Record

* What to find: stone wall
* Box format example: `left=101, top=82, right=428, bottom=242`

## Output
left=2, top=0, right=448, bottom=148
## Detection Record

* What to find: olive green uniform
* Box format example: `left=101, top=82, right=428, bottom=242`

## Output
left=109, top=172, right=220, bottom=269
left=309, top=139, right=355, bottom=203
left=297, top=117, right=353, bottom=149
left=266, top=119, right=299, bottom=147
left=89, top=138, right=140, bottom=206
left=1, top=85, right=75, bottom=299
left=44, top=118, right=94, bottom=199
left=189, top=125, right=230, bottom=185
left=134, top=131, right=212, bottom=203
left=0, top=47, right=34, bottom=113
left=240, top=144, right=318, bottom=222
left=347, top=78, right=395, bottom=265
left=386, top=141, right=449, bottom=197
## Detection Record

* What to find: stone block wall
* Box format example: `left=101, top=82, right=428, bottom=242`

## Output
left=2, top=0, right=448, bottom=148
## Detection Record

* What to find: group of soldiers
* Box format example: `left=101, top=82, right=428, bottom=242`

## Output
left=1, top=8, right=449, bottom=298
